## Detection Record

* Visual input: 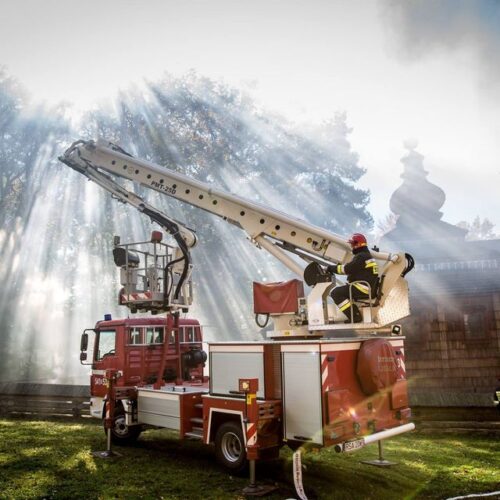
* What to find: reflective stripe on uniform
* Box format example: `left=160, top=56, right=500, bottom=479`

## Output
left=336, top=264, right=345, bottom=274
left=338, top=299, right=351, bottom=312
left=352, top=282, right=370, bottom=294
left=365, top=258, right=379, bottom=275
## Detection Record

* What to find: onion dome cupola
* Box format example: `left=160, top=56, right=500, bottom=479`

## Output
left=381, top=140, right=467, bottom=255
left=389, top=140, right=446, bottom=222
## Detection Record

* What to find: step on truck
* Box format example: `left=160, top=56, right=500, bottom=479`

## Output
left=62, top=139, right=415, bottom=472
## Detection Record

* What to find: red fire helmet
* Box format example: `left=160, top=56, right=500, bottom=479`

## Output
left=348, top=233, right=367, bottom=246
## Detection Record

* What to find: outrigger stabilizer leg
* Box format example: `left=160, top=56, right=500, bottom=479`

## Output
left=92, top=369, right=122, bottom=459
left=361, top=440, right=396, bottom=467
left=239, top=378, right=278, bottom=497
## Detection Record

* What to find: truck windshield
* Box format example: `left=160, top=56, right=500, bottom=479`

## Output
left=96, top=329, right=116, bottom=360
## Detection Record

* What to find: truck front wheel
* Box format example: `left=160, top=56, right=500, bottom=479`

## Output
left=104, top=407, right=142, bottom=445
left=215, top=421, right=247, bottom=472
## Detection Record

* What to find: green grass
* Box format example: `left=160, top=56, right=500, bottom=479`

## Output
left=0, top=417, right=498, bottom=500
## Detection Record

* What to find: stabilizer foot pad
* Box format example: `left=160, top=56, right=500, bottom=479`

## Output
left=361, top=459, right=397, bottom=467
left=92, top=450, right=122, bottom=459
left=242, top=484, right=279, bottom=497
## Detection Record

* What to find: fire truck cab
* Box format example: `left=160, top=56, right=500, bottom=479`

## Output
left=82, top=317, right=206, bottom=430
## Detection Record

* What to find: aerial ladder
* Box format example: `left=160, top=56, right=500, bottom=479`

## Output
left=59, top=139, right=413, bottom=337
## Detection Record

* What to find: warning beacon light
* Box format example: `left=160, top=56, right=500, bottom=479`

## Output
left=151, top=231, right=163, bottom=243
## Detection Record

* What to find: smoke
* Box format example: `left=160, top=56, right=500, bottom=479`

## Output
left=380, top=0, right=500, bottom=88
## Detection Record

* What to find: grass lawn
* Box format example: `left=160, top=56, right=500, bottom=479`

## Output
left=0, top=417, right=498, bottom=500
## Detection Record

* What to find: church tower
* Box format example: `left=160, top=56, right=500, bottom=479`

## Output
left=381, top=140, right=466, bottom=256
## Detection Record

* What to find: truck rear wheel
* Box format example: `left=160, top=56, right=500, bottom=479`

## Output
left=104, top=407, right=142, bottom=445
left=215, top=421, right=247, bottom=472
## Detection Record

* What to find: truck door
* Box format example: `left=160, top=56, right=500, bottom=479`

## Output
left=281, top=345, right=323, bottom=445
left=94, top=328, right=118, bottom=364
left=125, top=326, right=144, bottom=385
left=91, top=327, right=119, bottom=397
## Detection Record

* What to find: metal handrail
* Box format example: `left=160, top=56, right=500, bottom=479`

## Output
left=347, top=280, right=373, bottom=324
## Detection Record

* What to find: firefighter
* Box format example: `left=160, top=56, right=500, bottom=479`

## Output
left=328, top=233, right=379, bottom=323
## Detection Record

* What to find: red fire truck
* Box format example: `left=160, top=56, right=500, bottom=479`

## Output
left=81, top=311, right=411, bottom=471
left=62, top=140, right=415, bottom=472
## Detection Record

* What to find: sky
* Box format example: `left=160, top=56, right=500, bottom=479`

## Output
left=1, top=0, right=499, bottom=231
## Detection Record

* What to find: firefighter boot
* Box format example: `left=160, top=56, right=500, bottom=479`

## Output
left=344, top=304, right=363, bottom=324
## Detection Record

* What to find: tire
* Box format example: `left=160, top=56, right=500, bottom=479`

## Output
left=214, top=421, right=247, bottom=472
left=104, top=406, right=142, bottom=445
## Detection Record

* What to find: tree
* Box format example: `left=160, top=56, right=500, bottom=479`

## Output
left=0, top=70, right=70, bottom=381
left=456, top=217, right=498, bottom=241
left=82, top=73, right=372, bottom=236
left=372, top=213, right=399, bottom=245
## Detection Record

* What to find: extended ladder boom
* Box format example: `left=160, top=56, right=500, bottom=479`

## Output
left=60, top=140, right=399, bottom=276
left=60, top=139, right=412, bottom=333
left=59, top=141, right=197, bottom=249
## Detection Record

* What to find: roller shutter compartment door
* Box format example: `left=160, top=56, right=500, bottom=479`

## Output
left=282, top=351, right=323, bottom=445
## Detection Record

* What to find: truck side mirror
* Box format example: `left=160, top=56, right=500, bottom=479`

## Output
left=80, top=352, right=88, bottom=362
left=80, top=332, right=89, bottom=352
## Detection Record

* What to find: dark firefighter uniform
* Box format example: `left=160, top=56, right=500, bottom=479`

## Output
left=328, top=245, right=379, bottom=323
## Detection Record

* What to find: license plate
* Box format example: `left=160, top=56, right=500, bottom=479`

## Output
left=343, top=438, right=365, bottom=452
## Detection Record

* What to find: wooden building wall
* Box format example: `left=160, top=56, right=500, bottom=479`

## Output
left=402, top=292, right=500, bottom=406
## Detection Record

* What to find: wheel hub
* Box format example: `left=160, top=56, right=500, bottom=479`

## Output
left=113, top=415, right=129, bottom=436
left=221, top=431, right=242, bottom=462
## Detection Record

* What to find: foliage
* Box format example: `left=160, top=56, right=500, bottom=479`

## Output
left=372, top=212, right=399, bottom=244
left=0, top=417, right=499, bottom=499
left=0, top=71, right=71, bottom=382
left=0, top=69, right=67, bottom=228
left=81, top=72, right=372, bottom=236
left=456, top=216, right=498, bottom=241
